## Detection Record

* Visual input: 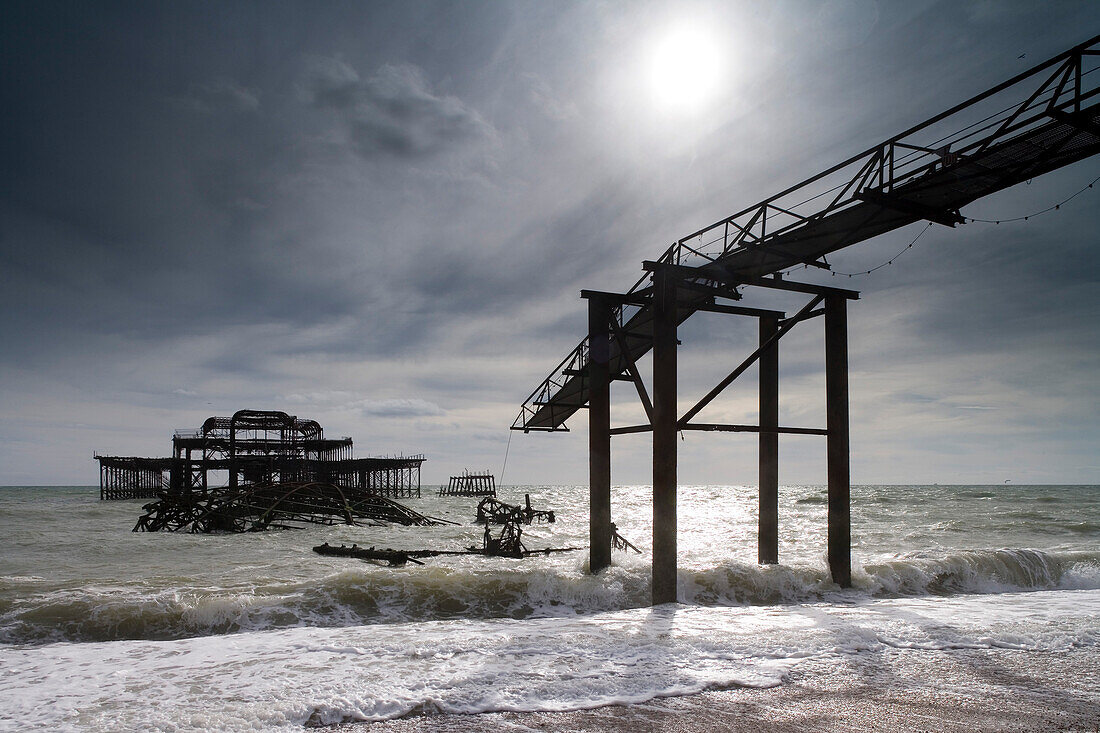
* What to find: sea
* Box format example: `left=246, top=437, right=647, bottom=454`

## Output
left=1, top=483, right=1098, bottom=731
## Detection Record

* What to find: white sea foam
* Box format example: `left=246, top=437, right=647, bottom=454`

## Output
left=1, top=589, right=1097, bottom=731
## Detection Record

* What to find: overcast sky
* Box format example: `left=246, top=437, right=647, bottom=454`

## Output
left=1, top=1, right=1098, bottom=486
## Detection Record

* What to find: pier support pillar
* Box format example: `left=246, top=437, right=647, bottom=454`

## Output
left=652, top=268, right=678, bottom=605
left=588, top=294, right=612, bottom=574
left=758, top=314, right=779, bottom=565
left=825, top=294, right=852, bottom=587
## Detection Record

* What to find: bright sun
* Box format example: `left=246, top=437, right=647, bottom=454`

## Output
left=649, top=24, right=724, bottom=112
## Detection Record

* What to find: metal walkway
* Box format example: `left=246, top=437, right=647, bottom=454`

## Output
left=515, top=35, right=1100, bottom=433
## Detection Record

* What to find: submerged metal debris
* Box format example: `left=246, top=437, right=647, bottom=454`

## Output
left=313, top=500, right=580, bottom=564
left=312, top=543, right=458, bottom=566
left=610, top=522, right=642, bottom=554
left=312, top=530, right=582, bottom=565
left=481, top=514, right=527, bottom=557
left=134, top=481, right=446, bottom=533
left=312, top=496, right=636, bottom=566
left=475, top=494, right=555, bottom=525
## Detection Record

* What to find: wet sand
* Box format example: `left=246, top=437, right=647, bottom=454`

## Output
left=360, top=647, right=1099, bottom=732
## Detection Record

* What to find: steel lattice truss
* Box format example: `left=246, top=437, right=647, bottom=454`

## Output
left=515, top=35, right=1100, bottom=432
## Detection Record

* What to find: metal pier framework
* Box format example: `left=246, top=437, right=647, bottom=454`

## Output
left=97, top=409, right=424, bottom=500
left=440, top=471, right=497, bottom=497
left=513, top=37, right=1100, bottom=603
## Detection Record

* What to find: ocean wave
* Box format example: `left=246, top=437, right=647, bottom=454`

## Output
left=681, top=548, right=1100, bottom=605
left=0, top=561, right=651, bottom=646
left=794, top=495, right=827, bottom=505
left=3, top=549, right=1098, bottom=646
left=858, top=548, right=1096, bottom=597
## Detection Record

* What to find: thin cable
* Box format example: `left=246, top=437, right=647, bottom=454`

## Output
left=498, top=429, right=513, bottom=488
left=965, top=175, right=1099, bottom=224
left=825, top=222, right=934, bottom=278
left=787, top=170, right=1098, bottom=279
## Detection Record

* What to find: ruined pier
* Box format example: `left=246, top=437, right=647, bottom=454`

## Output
left=96, top=409, right=425, bottom=500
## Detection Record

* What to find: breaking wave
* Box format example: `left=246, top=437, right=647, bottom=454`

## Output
left=4, top=548, right=1098, bottom=646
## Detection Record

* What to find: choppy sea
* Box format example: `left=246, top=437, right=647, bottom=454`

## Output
left=1, top=483, right=1098, bottom=730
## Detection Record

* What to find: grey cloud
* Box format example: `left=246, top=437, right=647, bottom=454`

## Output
left=302, top=58, right=493, bottom=158
left=886, top=222, right=1099, bottom=356
left=282, top=391, right=359, bottom=405
left=281, top=392, right=445, bottom=418
left=172, top=80, right=261, bottom=114
left=357, top=398, right=445, bottom=418
left=524, top=74, right=580, bottom=122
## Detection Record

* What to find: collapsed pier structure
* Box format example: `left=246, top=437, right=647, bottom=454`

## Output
left=96, top=409, right=424, bottom=500
left=440, top=471, right=496, bottom=497
left=514, top=37, right=1100, bottom=603
left=133, top=480, right=443, bottom=533
left=475, top=495, right=555, bottom=525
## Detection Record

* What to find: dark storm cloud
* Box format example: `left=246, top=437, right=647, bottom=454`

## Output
left=302, top=57, right=494, bottom=158
left=2, top=0, right=1099, bottom=484
left=0, top=33, right=502, bottom=368
left=0, top=0, right=606, bottom=375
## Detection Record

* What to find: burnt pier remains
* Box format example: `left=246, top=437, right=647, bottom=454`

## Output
left=96, top=409, right=424, bottom=500
left=475, top=494, right=555, bottom=525
left=134, top=480, right=444, bottom=532
left=440, top=471, right=496, bottom=497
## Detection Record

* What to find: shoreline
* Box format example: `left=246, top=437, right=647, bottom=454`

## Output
left=361, top=647, right=1100, bottom=732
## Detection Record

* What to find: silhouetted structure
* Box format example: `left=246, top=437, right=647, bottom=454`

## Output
left=475, top=494, right=555, bottom=525
left=440, top=471, right=496, bottom=496
left=134, top=480, right=442, bottom=533
left=514, top=37, right=1100, bottom=603
left=96, top=409, right=424, bottom=500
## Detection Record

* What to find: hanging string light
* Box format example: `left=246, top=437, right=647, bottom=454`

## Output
left=785, top=172, right=1100, bottom=279
left=964, top=174, right=1098, bottom=224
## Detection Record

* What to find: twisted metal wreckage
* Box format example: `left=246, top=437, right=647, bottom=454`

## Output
left=312, top=494, right=636, bottom=565
left=133, top=480, right=444, bottom=533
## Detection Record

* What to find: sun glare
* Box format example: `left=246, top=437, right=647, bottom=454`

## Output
left=649, top=24, right=724, bottom=112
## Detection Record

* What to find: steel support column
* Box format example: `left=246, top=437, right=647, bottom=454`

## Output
left=758, top=314, right=779, bottom=565
left=588, top=294, right=613, bottom=574
left=825, top=295, right=852, bottom=587
left=652, top=268, right=678, bottom=605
